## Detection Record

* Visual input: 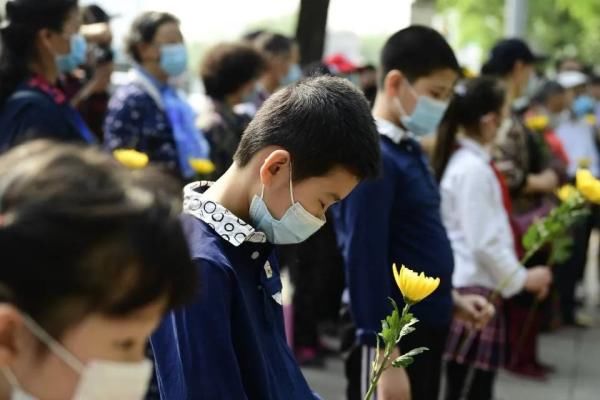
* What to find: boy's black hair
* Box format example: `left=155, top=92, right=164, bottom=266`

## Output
left=253, top=32, right=294, bottom=58
left=234, top=76, right=380, bottom=181
left=0, top=140, right=196, bottom=339
left=242, top=29, right=266, bottom=42
left=380, top=25, right=460, bottom=86
left=200, top=42, right=265, bottom=101
left=302, top=61, right=332, bottom=77
left=531, top=80, right=566, bottom=105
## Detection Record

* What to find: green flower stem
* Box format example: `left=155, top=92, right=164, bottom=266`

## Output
left=363, top=304, right=411, bottom=400
left=455, top=192, right=589, bottom=393
left=458, top=195, right=587, bottom=358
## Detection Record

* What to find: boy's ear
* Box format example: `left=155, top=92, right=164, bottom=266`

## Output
left=480, top=112, right=496, bottom=124
left=259, top=149, right=291, bottom=188
left=0, top=305, right=23, bottom=367
left=383, top=69, right=405, bottom=98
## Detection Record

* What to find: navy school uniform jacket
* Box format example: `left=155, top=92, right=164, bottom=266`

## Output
left=332, top=118, right=454, bottom=347
left=0, top=75, right=95, bottom=152
left=150, top=182, right=319, bottom=400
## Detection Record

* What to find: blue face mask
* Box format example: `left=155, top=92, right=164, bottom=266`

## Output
left=160, top=43, right=188, bottom=77
left=395, top=80, right=449, bottom=136
left=573, top=95, right=596, bottom=118
left=249, top=170, right=325, bottom=244
left=56, top=34, right=87, bottom=73
left=281, top=64, right=302, bottom=86
left=242, top=84, right=259, bottom=104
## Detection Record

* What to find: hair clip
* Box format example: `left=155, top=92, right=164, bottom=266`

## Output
left=454, top=83, right=467, bottom=96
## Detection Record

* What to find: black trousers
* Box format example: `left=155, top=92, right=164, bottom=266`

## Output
left=444, top=361, right=496, bottom=400
left=556, top=209, right=597, bottom=324
left=345, top=323, right=449, bottom=400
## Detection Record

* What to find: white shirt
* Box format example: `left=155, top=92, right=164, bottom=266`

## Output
left=375, top=118, right=413, bottom=144
left=556, top=118, right=600, bottom=177
left=441, top=137, right=527, bottom=298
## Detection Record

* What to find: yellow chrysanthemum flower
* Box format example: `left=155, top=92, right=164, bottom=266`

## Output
left=524, top=115, right=549, bottom=132
left=585, top=114, right=597, bottom=126
left=462, top=67, right=477, bottom=79
left=189, top=158, right=216, bottom=175
left=556, top=184, right=578, bottom=202
left=393, top=264, right=440, bottom=304
left=578, top=157, right=591, bottom=169
left=576, top=169, right=600, bottom=204
left=113, top=149, right=149, bottom=170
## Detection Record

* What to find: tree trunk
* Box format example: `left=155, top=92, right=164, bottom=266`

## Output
left=295, top=0, right=330, bottom=66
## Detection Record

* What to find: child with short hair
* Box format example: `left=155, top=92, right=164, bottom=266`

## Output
left=151, top=76, right=381, bottom=399
left=333, top=26, right=493, bottom=400
left=0, top=140, right=196, bottom=399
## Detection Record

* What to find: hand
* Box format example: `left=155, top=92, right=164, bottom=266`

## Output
left=526, top=169, right=559, bottom=194
left=377, top=347, right=411, bottom=400
left=72, top=63, right=114, bottom=107
left=453, top=292, right=495, bottom=330
left=524, top=266, right=553, bottom=300
left=88, top=63, right=114, bottom=93
left=80, top=22, right=112, bottom=44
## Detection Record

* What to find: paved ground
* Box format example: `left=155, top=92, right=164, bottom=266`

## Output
left=301, top=232, right=600, bottom=400
left=303, top=323, right=600, bottom=400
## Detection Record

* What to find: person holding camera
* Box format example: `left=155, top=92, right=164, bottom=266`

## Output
left=63, top=4, right=115, bottom=140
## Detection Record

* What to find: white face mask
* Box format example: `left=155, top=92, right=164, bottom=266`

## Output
left=394, top=79, right=449, bottom=136
left=249, top=167, right=325, bottom=244
left=2, top=315, right=153, bottom=400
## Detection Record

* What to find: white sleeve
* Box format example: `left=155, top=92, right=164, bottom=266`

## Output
left=456, top=166, right=527, bottom=298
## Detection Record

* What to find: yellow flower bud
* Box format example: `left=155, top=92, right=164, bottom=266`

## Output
left=113, top=149, right=149, bottom=170
left=556, top=184, right=577, bottom=203
left=462, top=67, right=477, bottom=79
left=585, top=114, right=597, bottom=126
left=393, top=264, right=440, bottom=304
left=525, top=115, right=549, bottom=132
left=576, top=169, right=600, bottom=204
left=189, top=158, right=216, bottom=175
left=578, top=157, right=591, bottom=169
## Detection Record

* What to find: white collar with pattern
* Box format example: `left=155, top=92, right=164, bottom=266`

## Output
left=183, top=182, right=267, bottom=247
left=375, top=117, right=414, bottom=144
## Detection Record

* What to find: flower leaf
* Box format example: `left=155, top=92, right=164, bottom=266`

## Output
left=399, top=317, right=419, bottom=339
left=522, top=224, right=541, bottom=251
left=548, top=234, right=574, bottom=265
left=391, top=347, right=429, bottom=368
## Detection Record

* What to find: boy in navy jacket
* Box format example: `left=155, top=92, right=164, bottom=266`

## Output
left=150, top=76, right=381, bottom=399
left=333, top=26, right=493, bottom=400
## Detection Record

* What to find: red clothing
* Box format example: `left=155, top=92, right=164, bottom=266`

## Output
left=543, top=129, right=570, bottom=166
left=490, top=161, right=524, bottom=257
left=62, top=74, right=109, bottom=141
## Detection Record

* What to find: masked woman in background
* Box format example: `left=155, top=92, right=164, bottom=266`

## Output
left=0, top=0, right=96, bottom=152
left=104, top=11, right=210, bottom=181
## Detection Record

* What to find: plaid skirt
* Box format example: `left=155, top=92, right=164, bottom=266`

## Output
left=443, top=286, right=505, bottom=371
